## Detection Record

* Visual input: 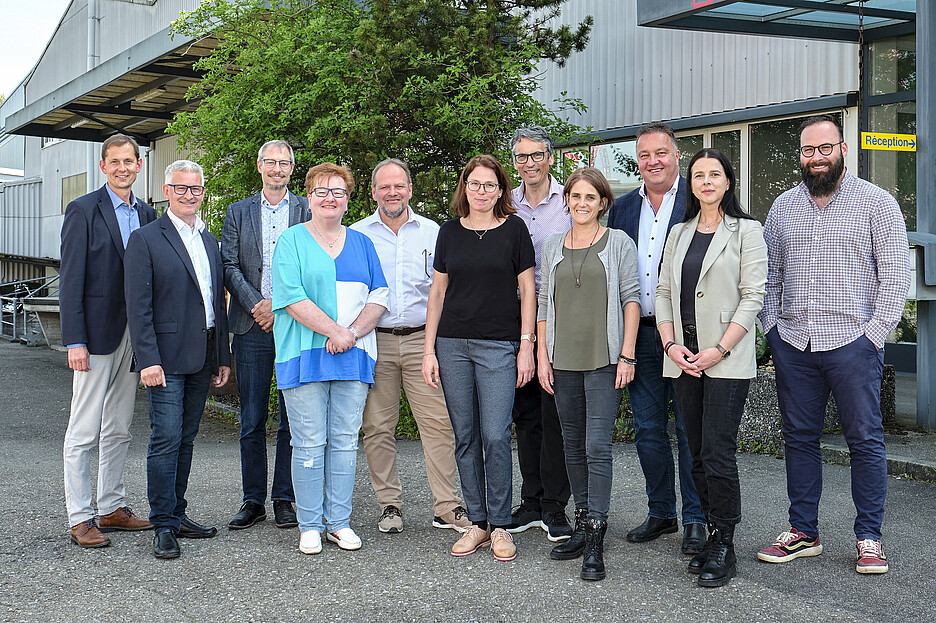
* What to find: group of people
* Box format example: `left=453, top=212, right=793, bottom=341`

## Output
left=60, top=115, right=909, bottom=586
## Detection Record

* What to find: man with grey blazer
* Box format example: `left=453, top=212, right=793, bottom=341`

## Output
left=221, top=140, right=309, bottom=531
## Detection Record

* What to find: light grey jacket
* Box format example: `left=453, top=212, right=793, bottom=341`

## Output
left=537, top=228, right=640, bottom=364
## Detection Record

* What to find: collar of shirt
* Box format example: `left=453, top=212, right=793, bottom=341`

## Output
left=105, top=183, right=138, bottom=211
left=358, top=207, right=422, bottom=233
left=637, top=174, right=680, bottom=203
left=260, top=192, right=289, bottom=212
left=166, top=208, right=206, bottom=237
left=514, top=175, right=564, bottom=210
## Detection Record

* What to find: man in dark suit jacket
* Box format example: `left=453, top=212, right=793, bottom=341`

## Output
left=125, top=159, right=231, bottom=559
left=61, top=134, right=156, bottom=548
left=222, top=140, right=307, bottom=531
left=606, top=123, right=706, bottom=556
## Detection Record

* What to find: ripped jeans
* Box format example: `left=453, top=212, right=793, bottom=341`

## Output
left=282, top=380, right=369, bottom=534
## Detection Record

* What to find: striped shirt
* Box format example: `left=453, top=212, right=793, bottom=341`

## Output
left=758, top=172, right=910, bottom=351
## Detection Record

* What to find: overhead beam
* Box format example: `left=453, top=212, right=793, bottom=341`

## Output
left=64, top=103, right=176, bottom=121
left=138, top=63, right=205, bottom=80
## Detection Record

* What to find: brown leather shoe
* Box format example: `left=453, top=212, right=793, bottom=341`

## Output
left=98, top=507, right=153, bottom=532
left=70, top=519, right=111, bottom=548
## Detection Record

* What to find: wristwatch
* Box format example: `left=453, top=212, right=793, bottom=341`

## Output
left=520, top=333, right=537, bottom=343
left=715, top=343, right=730, bottom=358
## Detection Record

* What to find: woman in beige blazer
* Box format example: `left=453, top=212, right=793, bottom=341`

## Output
left=656, top=148, right=767, bottom=588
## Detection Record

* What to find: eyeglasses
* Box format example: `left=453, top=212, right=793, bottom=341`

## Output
left=466, top=180, right=501, bottom=193
left=310, top=187, right=348, bottom=198
left=513, top=151, right=547, bottom=164
left=261, top=158, right=294, bottom=169
left=166, top=184, right=205, bottom=197
left=799, top=142, right=843, bottom=158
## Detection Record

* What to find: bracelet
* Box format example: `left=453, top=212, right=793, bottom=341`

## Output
left=663, top=341, right=676, bottom=355
left=618, top=355, right=637, bottom=365
left=348, top=326, right=359, bottom=340
left=423, top=352, right=435, bottom=357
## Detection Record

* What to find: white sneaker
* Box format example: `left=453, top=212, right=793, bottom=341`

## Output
left=326, top=527, right=362, bottom=550
left=299, top=530, right=322, bottom=554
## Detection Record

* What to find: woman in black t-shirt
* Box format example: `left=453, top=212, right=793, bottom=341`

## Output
left=422, top=155, right=536, bottom=562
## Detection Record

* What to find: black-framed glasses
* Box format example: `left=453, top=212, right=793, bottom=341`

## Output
left=260, top=158, right=294, bottom=169
left=310, top=187, right=348, bottom=198
left=513, top=151, right=548, bottom=164
left=799, top=142, right=843, bottom=158
left=166, top=184, right=205, bottom=197
left=422, top=249, right=432, bottom=279
left=466, top=180, right=500, bottom=193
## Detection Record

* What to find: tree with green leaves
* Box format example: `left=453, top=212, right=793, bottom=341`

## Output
left=169, top=0, right=592, bottom=230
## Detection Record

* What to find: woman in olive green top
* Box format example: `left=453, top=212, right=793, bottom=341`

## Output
left=536, top=167, right=640, bottom=581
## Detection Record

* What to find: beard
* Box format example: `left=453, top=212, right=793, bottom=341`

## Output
left=380, top=203, right=407, bottom=220
left=800, top=153, right=845, bottom=198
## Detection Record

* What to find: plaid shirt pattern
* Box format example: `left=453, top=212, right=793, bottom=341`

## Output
left=759, top=172, right=910, bottom=351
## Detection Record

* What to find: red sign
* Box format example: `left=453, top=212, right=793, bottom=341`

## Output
left=693, top=0, right=715, bottom=7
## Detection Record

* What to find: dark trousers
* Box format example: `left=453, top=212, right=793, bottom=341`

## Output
left=146, top=336, right=214, bottom=533
left=553, top=365, right=621, bottom=522
left=768, top=328, right=887, bottom=540
left=232, top=324, right=294, bottom=505
left=671, top=331, right=749, bottom=525
left=512, top=347, right=570, bottom=513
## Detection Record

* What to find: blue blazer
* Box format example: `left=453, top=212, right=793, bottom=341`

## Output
left=124, top=213, right=231, bottom=375
left=221, top=190, right=308, bottom=335
left=59, top=185, right=157, bottom=355
left=606, top=176, right=688, bottom=252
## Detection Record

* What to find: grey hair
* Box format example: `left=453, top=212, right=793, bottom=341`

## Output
left=371, top=158, right=412, bottom=187
left=636, top=122, right=679, bottom=152
left=257, top=140, right=295, bottom=163
left=509, top=126, right=554, bottom=156
left=164, top=159, right=204, bottom=185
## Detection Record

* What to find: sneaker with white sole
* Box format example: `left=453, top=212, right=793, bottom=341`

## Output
left=506, top=504, right=543, bottom=533
left=433, top=505, right=471, bottom=532
left=299, top=530, right=322, bottom=554
left=856, top=539, right=889, bottom=574
left=491, top=528, right=517, bottom=561
left=757, top=528, right=823, bottom=563
left=378, top=505, right=403, bottom=533
left=327, top=527, right=362, bottom=550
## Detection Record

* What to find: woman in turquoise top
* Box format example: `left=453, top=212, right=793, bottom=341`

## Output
left=272, top=162, right=388, bottom=556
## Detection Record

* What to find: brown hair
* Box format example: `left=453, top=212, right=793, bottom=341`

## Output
left=101, top=134, right=140, bottom=161
left=450, top=155, right=514, bottom=218
left=304, top=162, right=355, bottom=196
left=563, top=167, right=615, bottom=219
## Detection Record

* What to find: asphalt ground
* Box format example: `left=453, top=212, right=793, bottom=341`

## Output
left=0, top=339, right=932, bottom=623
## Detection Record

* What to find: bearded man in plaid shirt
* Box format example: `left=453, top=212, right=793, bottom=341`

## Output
left=756, top=114, right=909, bottom=575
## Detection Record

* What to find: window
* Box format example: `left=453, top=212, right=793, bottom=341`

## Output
left=590, top=140, right=641, bottom=198
left=42, top=137, right=64, bottom=149
left=868, top=101, right=916, bottom=231
left=712, top=130, right=742, bottom=199
left=676, top=134, right=703, bottom=178
left=62, top=174, right=87, bottom=213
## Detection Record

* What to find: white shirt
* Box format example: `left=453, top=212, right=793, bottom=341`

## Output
left=167, top=209, right=215, bottom=328
left=636, top=175, right=679, bottom=316
left=350, top=208, right=437, bottom=328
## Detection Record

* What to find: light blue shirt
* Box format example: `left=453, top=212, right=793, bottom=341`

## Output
left=260, top=193, right=291, bottom=299
left=166, top=209, right=215, bottom=329
left=105, top=184, right=140, bottom=249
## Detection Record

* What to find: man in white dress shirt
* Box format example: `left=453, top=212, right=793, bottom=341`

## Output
left=350, top=159, right=470, bottom=534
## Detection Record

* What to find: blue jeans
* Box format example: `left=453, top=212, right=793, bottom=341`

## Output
left=553, top=365, right=621, bottom=522
left=232, top=324, right=294, bottom=505
left=146, top=363, right=213, bottom=532
left=627, top=323, right=704, bottom=524
left=769, top=328, right=887, bottom=540
left=436, top=338, right=517, bottom=527
left=283, top=380, right=368, bottom=533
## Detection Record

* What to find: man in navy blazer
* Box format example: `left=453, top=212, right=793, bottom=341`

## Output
left=222, top=140, right=307, bottom=531
left=61, top=134, right=156, bottom=548
left=125, top=159, right=231, bottom=559
left=606, top=123, right=706, bottom=555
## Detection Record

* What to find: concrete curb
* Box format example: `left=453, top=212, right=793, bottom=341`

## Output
left=822, top=441, right=936, bottom=483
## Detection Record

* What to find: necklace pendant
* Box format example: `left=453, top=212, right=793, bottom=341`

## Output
left=575, top=279, right=581, bottom=288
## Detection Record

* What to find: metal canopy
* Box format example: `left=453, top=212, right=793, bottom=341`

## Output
left=5, top=27, right=216, bottom=147
left=638, top=0, right=916, bottom=42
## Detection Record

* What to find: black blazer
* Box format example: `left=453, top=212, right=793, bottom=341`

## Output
left=59, top=185, right=157, bottom=355
left=124, top=213, right=231, bottom=375
left=606, top=176, right=687, bottom=252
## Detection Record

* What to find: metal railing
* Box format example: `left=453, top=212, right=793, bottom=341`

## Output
left=0, top=274, right=60, bottom=342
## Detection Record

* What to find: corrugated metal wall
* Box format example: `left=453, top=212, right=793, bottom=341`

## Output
left=537, top=0, right=859, bottom=133
left=0, top=179, right=43, bottom=258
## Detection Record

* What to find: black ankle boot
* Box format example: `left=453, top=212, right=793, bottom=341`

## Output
left=688, top=523, right=716, bottom=575
left=698, top=523, right=737, bottom=587
left=580, top=518, right=607, bottom=581
left=551, top=508, right=588, bottom=560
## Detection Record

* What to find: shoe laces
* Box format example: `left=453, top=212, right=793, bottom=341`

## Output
left=380, top=505, right=402, bottom=520
left=511, top=503, right=538, bottom=515
left=543, top=511, right=567, bottom=524
left=857, top=539, right=883, bottom=559
left=452, top=506, right=467, bottom=521
left=772, top=530, right=800, bottom=546
left=492, top=528, right=513, bottom=545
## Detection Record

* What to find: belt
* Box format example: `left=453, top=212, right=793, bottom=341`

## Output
left=376, top=325, right=426, bottom=336
left=683, top=324, right=697, bottom=337
left=639, top=316, right=656, bottom=327
left=203, top=326, right=216, bottom=338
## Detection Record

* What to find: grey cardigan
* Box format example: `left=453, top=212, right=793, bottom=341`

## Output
left=537, top=228, right=640, bottom=363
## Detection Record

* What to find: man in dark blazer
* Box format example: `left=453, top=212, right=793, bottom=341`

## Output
left=606, top=122, right=706, bottom=556
left=61, top=134, right=156, bottom=548
left=222, top=140, right=307, bottom=531
left=125, top=159, right=231, bottom=559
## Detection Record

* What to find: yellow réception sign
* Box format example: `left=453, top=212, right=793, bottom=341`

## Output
left=861, top=132, right=917, bottom=152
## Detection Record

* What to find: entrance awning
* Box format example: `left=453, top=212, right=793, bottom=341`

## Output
left=637, top=0, right=916, bottom=42
left=5, top=27, right=216, bottom=147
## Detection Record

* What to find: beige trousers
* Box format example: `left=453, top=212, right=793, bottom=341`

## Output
left=362, top=331, right=460, bottom=516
